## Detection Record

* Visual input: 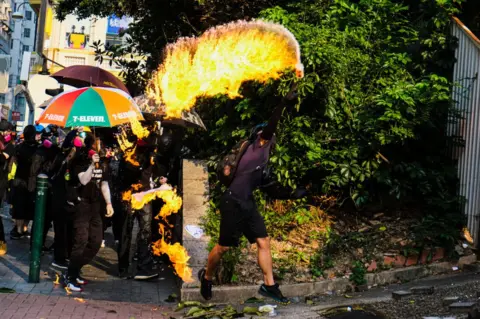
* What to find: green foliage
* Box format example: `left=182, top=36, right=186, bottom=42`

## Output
left=349, top=261, right=367, bottom=286
left=57, top=0, right=469, bottom=283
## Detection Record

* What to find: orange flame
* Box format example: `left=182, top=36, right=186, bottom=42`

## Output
left=122, top=190, right=132, bottom=202
left=153, top=237, right=193, bottom=283
left=116, top=130, right=139, bottom=167
left=130, top=116, right=150, bottom=139
left=463, top=227, right=474, bottom=244
left=147, top=20, right=304, bottom=118
left=53, top=273, right=60, bottom=285
left=129, top=187, right=192, bottom=282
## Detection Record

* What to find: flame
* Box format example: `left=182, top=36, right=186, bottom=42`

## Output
left=74, top=297, right=86, bottom=303
left=53, top=274, right=60, bottom=285
left=130, top=188, right=183, bottom=219
left=64, top=287, right=72, bottom=295
left=131, top=183, right=143, bottom=191
left=122, top=190, right=132, bottom=202
left=128, top=186, right=192, bottom=282
left=153, top=237, right=193, bottom=283
left=463, top=227, right=474, bottom=244
left=147, top=19, right=304, bottom=118
left=130, top=116, right=150, bottom=139
left=116, top=130, right=139, bottom=167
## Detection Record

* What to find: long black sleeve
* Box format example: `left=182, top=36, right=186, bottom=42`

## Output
left=260, top=99, right=287, bottom=140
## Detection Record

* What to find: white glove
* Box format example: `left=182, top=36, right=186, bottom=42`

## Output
left=92, top=153, right=100, bottom=164
left=105, top=203, right=114, bottom=217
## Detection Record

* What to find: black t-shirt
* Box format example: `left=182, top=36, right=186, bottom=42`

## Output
left=71, top=153, right=110, bottom=201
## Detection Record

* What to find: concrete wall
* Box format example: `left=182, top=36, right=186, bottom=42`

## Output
left=181, top=159, right=210, bottom=289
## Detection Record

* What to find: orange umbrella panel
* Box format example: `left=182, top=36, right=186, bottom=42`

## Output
left=38, top=87, right=144, bottom=128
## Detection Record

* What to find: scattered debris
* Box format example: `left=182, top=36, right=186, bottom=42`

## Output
left=0, top=287, right=15, bottom=293
left=165, top=293, right=178, bottom=303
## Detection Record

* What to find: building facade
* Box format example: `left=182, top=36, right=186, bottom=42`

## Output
left=0, top=0, right=13, bottom=120
left=9, top=0, right=36, bottom=130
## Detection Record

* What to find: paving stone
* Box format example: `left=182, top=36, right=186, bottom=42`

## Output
left=411, top=286, right=435, bottom=295
left=392, top=290, right=412, bottom=300
left=442, top=296, right=460, bottom=306
left=449, top=302, right=477, bottom=313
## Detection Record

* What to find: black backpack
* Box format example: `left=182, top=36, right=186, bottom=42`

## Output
left=216, top=139, right=251, bottom=187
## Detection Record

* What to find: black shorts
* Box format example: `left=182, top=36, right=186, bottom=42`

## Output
left=218, top=191, right=268, bottom=247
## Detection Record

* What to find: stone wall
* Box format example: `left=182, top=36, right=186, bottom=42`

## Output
left=181, top=159, right=210, bottom=290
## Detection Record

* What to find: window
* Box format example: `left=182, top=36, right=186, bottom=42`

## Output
left=25, top=11, right=32, bottom=21
left=22, top=45, right=29, bottom=52
left=24, top=28, right=30, bottom=38
left=64, top=56, right=86, bottom=67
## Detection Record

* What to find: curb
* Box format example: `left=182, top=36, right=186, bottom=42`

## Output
left=181, top=262, right=456, bottom=302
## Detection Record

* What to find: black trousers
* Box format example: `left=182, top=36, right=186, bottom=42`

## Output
left=53, top=201, right=74, bottom=263
left=68, top=200, right=103, bottom=279
left=0, top=213, right=4, bottom=242
left=118, top=202, right=153, bottom=273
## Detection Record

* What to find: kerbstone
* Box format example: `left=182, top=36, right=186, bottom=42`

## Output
left=449, top=302, right=476, bottom=313
left=411, top=286, right=434, bottom=295
left=392, top=290, right=412, bottom=300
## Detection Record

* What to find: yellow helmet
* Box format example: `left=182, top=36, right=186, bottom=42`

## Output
left=83, top=126, right=92, bottom=132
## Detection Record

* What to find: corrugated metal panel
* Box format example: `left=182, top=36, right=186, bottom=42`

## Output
left=449, top=20, right=480, bottom=244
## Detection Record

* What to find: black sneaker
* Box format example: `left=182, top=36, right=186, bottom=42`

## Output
left=133, top=253, right=139, bottom=261
left=259, top=283, right=290, bottom=304
left=10, top=229, right=23, bottom=240
left=134, top=269, right=159, bottom=280
left=198, top=269, right=212, bottom=300
left=119, top=270, right=132, bottom=279
left=51, top=261, right=68, bottom=270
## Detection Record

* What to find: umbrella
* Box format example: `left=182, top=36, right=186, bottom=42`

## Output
left=51, top=65, right=130, bottom=95
left=37, top=87, right=144, bottom=128
left=134, top=95, right=206, bottom=130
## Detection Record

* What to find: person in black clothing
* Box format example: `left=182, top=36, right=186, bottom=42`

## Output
left=28, top=130, right=61, bottom=251
left=199, top=85, right=298, bottom=303
left=10, top=125, right=38, bottom=239
left=49, top=130, right=78, bottom=269
left=0, top=124, right=15, bottom=255
left=65, top=132, right=114, bottom=292
left=117, top=137, right=158, bottom=280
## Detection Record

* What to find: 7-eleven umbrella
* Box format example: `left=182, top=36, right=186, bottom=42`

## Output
left=37, top=87, right=144, bottom=127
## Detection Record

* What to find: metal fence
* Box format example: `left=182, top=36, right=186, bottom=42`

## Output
left=449, top=18, right=480, bottom=244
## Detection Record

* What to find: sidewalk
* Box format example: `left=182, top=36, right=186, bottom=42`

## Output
left=0, top=211, right=179, bottom=304
left=0, top=293, right=172, bottom=319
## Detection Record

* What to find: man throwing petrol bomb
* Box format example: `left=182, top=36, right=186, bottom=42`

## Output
left=199, top=83, right=298, bottom=303
left=64, top=132, right=114, bottom=292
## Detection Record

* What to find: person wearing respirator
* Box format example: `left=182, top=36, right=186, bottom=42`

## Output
left=64, top=132, right=114, bottom=292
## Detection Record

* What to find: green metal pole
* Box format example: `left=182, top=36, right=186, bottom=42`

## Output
left=29, top=174, right=48, bottom=283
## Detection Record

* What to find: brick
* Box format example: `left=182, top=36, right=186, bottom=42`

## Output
left=394, top=255, right=406, bottom=267
left=449, top=302, right=476, bottom=313
left=405, top=255, right=419, bottom=267
left=384, top=256, right=395, bottom=266
left=411, top=286, right=434, bottom=295
left=420, top=249, right=432, bottom=264
left=367, top=260, right=377, bottom=272
left=442, top=296, right=460, bottom=306
left=432, top=247, right=445, bottom=262
left=392, top=290, right=412, bottom=300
